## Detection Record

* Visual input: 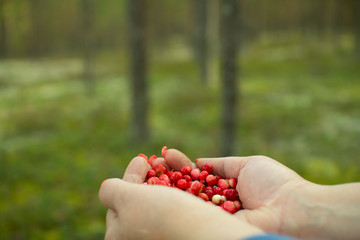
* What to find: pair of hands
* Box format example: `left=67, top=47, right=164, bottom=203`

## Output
left=99, top=148, right=311, bottom=240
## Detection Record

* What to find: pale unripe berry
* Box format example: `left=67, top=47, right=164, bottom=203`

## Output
left=212, top=194, right=225, bottom=205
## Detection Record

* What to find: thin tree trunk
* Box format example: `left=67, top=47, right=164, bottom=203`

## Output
left=29, top=0, right=45, bottom=57
left=329, top=0, right=342, bottom=48
left=355, top=0, right=360, bottom=56
left=314, top=0, right=325, bottom=40
left=128, top=0, right=149, bottom=141
left=195, top=0, right=208, bottom=84
left=81, top=0, right=96, bottom=95
left=219, top=0, right=240, bottom=156
left=0, top=0, right=7, bottom=58
left=208, top=0, right=220, bottom=85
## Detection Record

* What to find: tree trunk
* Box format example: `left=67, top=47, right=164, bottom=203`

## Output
left=208, top=0, right=220, bottom=85
left=128, top=0, right=149, bottom=141
left=355, top=0, right=360, bottom=56
left=29, top=0, right=45, bottom=57
left=219, top=0, right=240, bottom=156
left=330, top=0, right=342, bottom=47
left=0, top=0, right=7, bottom=58
left=81, top=0, right=96, bottom=95
left=194, top=0, right=208, bottom=84
left=314, top=0, right=325, bottom=40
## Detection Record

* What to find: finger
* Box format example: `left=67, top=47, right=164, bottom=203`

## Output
left=151, top=157, right=171, bottom=170
left=123, top=156, right=151, bottom=183
left=106, top=209, right=117, bottom=229
left=196, top=156, right=253, bottom=178
left=163, top=148, right=196, bottom=170
left=99, top=178, right=127, bottom=211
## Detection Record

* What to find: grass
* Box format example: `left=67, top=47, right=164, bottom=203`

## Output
left=1, top=38, right=360, bottom=239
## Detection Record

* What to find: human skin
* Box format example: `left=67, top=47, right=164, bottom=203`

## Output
left=99, top=155, right=263, bottom=240
left=193, top=152, right=360, bottom=240
left=99, top=148, right=360, bottom=240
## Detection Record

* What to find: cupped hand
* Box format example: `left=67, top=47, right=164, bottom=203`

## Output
left=196, top=154, right=312, bottom=237
left=99, top=155, right=263, bottom=240
left=108, top=149, right=310, bottom=237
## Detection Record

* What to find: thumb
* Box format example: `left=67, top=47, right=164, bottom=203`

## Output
left=163, top=148, right=196, bottom=170
left=99, top=178, right=132, bottom=211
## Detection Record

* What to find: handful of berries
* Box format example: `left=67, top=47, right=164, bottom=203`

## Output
left=140, top=147, right=242, bottom=214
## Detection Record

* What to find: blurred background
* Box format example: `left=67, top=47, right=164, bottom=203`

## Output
left=1, top=0, right=360, bottom=239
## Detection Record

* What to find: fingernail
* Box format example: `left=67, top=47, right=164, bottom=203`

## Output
left=161, top=146, right=168, bottom=159
left=195, top=158, right=200, bottom=163
left=101, top=179, right=109, bottom=188
left=138, top=153, right=148, bottom=160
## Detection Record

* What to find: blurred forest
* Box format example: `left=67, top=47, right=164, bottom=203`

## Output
left=1, top=0, right=360, bottom=239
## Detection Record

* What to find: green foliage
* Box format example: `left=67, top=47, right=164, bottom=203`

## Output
left=1, top=38, right=360, bottom=239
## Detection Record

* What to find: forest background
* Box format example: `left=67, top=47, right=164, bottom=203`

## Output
left=1, top=0, right=360, bottom=239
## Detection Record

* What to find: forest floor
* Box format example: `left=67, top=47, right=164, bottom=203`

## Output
left=1, top=38, right=360, bottom=239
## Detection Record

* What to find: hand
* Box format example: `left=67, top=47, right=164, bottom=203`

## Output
left=195, top=154, right=312, bottom=237
left=167, top=149, right=360, bottom=240
left=99, top=155, right=263, bottom=240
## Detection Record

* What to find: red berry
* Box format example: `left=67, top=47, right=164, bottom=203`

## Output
left=190, top=168, right=201, bottom=180
left=215, top=174, right=222, bottom=180
left=147, top=169, right=156, bottom=178
left=218, top=179, right=230, bottom=190
left=229, top=178, right=237, bottom=188
left=205, top=186, right=213, bottom=191
left=205, top=174, right=217, bottom=186
left=180, top=166, right=192, bottom=176
left=169, top=171, right=183, bottom=184
left=176, top=179, right=188, bottom=190
left=166, top=169, right=173, bottom=177
left=157, top=180, right=167, bottom=186
left=200, top=163, right=213, bottom=173
left=189, top=181, right=204, bottom=196
left=153, top=163, right=167, bottom=177
left=199, top=170, right=209, bottom=180
left=198, top=193, right=209, bottom=201
left=159, top=174, right=171, bottom=185
left=204, top=188, right=215, bottom=200
left=183, top=175, right=192, bottom=182
left=213, top=186, right=223, bottom=195
left=222, top=201, right=237, bottom=214
left=224, top=189, right=239, bottom=201
left=147, top=177, right=159, bottom=185
left=233, top=200, right=242, bottom=211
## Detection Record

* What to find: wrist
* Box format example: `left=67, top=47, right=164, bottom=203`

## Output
left=292, top=183, right=330, bottom=238
left=277, top=181, right=323, bottom=238
left=283, top=182, right=360, bottom=240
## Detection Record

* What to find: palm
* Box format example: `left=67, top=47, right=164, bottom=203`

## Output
left=191, top=153, right=308, bottom=234
left=229, top=156, right=308, bottom=233
left=235, top=156, right=303, bottom=209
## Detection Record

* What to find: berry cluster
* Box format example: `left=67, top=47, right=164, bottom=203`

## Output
left=139, top=148, right=242, bottom=214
